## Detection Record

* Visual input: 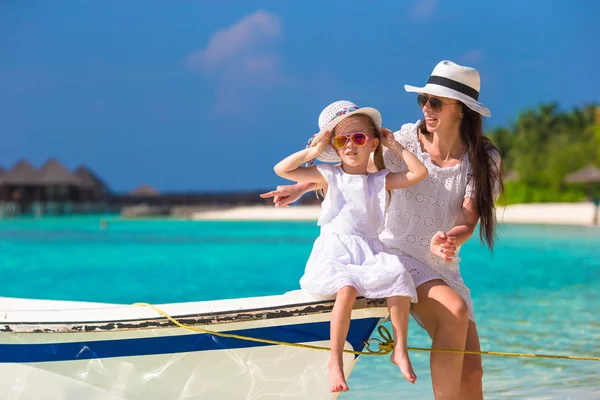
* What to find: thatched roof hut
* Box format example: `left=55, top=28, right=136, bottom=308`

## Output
left=565, top=165, right=600, bottom=184
left=38, top=159, right=82, bottom=186
left=74, top=165, right=109, bottom=192
left=129, top=184, right=159, bottom=196
left=0, top=160, right=40, bottom=185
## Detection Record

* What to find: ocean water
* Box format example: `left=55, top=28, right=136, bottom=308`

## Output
left=1, top=217, right=599, bottom=399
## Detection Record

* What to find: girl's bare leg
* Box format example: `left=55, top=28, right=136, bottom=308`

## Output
left=387, top=295, right=417, bottom=383
left=328, top=286, right=358, bottom=392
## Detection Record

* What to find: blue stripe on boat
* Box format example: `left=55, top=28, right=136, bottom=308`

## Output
left=0, top=318, right=380, bottom=363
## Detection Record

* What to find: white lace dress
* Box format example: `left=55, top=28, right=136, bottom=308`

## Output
left=299, top=164, right=417, bottom=302
left=380, top=121, right=501, bottom=323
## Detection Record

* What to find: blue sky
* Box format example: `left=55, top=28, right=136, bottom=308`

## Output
left=1, top=0, right=598, bottom=192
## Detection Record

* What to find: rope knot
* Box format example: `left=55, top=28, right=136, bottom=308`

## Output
left=364, top=325, right=395, bottom=355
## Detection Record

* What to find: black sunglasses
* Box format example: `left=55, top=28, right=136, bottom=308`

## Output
left=417, top=94, right=458, bottom=112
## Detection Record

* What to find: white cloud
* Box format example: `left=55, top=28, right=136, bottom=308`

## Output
left=458, top=49, right=484, bottom=64
left=411, top=0, right=438, bottom=20
left=221, top=54, right=282, bottom=84
left=185, top=11, right=285, bottom=114
left=186, top=11, right=282, bottom=71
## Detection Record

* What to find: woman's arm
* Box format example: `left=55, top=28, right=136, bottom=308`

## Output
left=260, top=182, right=316, bottom=207
left=430, top=197, right=478, bottom=262
left=446, top=197, right=478, bottom=245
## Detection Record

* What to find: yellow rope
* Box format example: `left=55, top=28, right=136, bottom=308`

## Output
left=133, top=303, right=600, bottom=361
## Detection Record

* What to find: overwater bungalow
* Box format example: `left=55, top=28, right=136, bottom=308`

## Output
left=129, top=184, right=160, bottom=197
left=0, top=159, right=109, bottom=217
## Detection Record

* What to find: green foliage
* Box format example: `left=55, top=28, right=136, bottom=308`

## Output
left=487, top=103, right=599, bottom=203
left=498, top=182, right=587, bottom=205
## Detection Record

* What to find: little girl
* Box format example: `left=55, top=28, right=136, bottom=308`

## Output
left=274, top=100, right=428, bottom=393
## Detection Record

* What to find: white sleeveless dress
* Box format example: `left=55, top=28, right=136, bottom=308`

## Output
left=299, top=164, right=417, bottom=302
left=380, top=121, right=501, bottom=323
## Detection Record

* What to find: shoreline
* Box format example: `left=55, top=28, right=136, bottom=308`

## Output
left=189, top=202, right=599, bottom=226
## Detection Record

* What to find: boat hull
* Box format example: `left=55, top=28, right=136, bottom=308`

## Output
left=0, top=292, right=388, bottom=399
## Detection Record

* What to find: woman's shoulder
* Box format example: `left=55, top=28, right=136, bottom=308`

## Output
left=400, top=120, right=420, bottom=132
left=481, top=141, right=502, bottom=170
left=464, top=141, right=501, bottom=170
left=487, top=146, right=501, bottom=164
left=393, top=120, right=420, bottom=146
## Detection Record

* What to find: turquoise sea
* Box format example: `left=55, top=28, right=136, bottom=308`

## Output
left=1, top=217, right=599, bottom=399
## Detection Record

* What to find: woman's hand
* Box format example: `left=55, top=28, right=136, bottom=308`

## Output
left=260, top=184, right=306, bottom=208
left=430, top=231, right=457, bottom=262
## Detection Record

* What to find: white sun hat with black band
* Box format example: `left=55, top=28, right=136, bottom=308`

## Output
left=404, top=60, right=491, bottom=117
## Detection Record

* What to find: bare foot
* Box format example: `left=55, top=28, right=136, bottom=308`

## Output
left=328, top=359, right=349, bottom=392
left=391, top=349, right=417, bottom=384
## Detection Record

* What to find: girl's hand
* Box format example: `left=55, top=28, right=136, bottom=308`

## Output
left=309, top=130, right=332, bottom=157
left=430, top=231, right=457, bottom=262
left=380, top=128, right=401, bottom=149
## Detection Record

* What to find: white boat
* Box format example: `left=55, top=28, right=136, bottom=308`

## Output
left=0, top=290, right=389, bottom=399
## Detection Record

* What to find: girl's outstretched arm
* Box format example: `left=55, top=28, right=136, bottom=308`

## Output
left=274, top=131, right=332, bottom=184
left=379, top=128, right=428, bottom=189
left=274, top=148, right=325, bottom=184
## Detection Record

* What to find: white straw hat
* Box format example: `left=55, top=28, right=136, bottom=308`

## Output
left=404, top=60, right=491, bottom=117
left=313, top=100, right=382, bottom=163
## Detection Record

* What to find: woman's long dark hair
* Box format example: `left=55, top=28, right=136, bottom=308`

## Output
left=419, top=105, right=503, bottom=250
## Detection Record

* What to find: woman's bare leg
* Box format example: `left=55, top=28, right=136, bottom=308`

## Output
left=387, top=295, right=417, bottom=383
left=460, top=321, right=484, bottom=399
left=328, top=286, right=358, bottom=392
left=411, top=280, right=469, bottom=400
